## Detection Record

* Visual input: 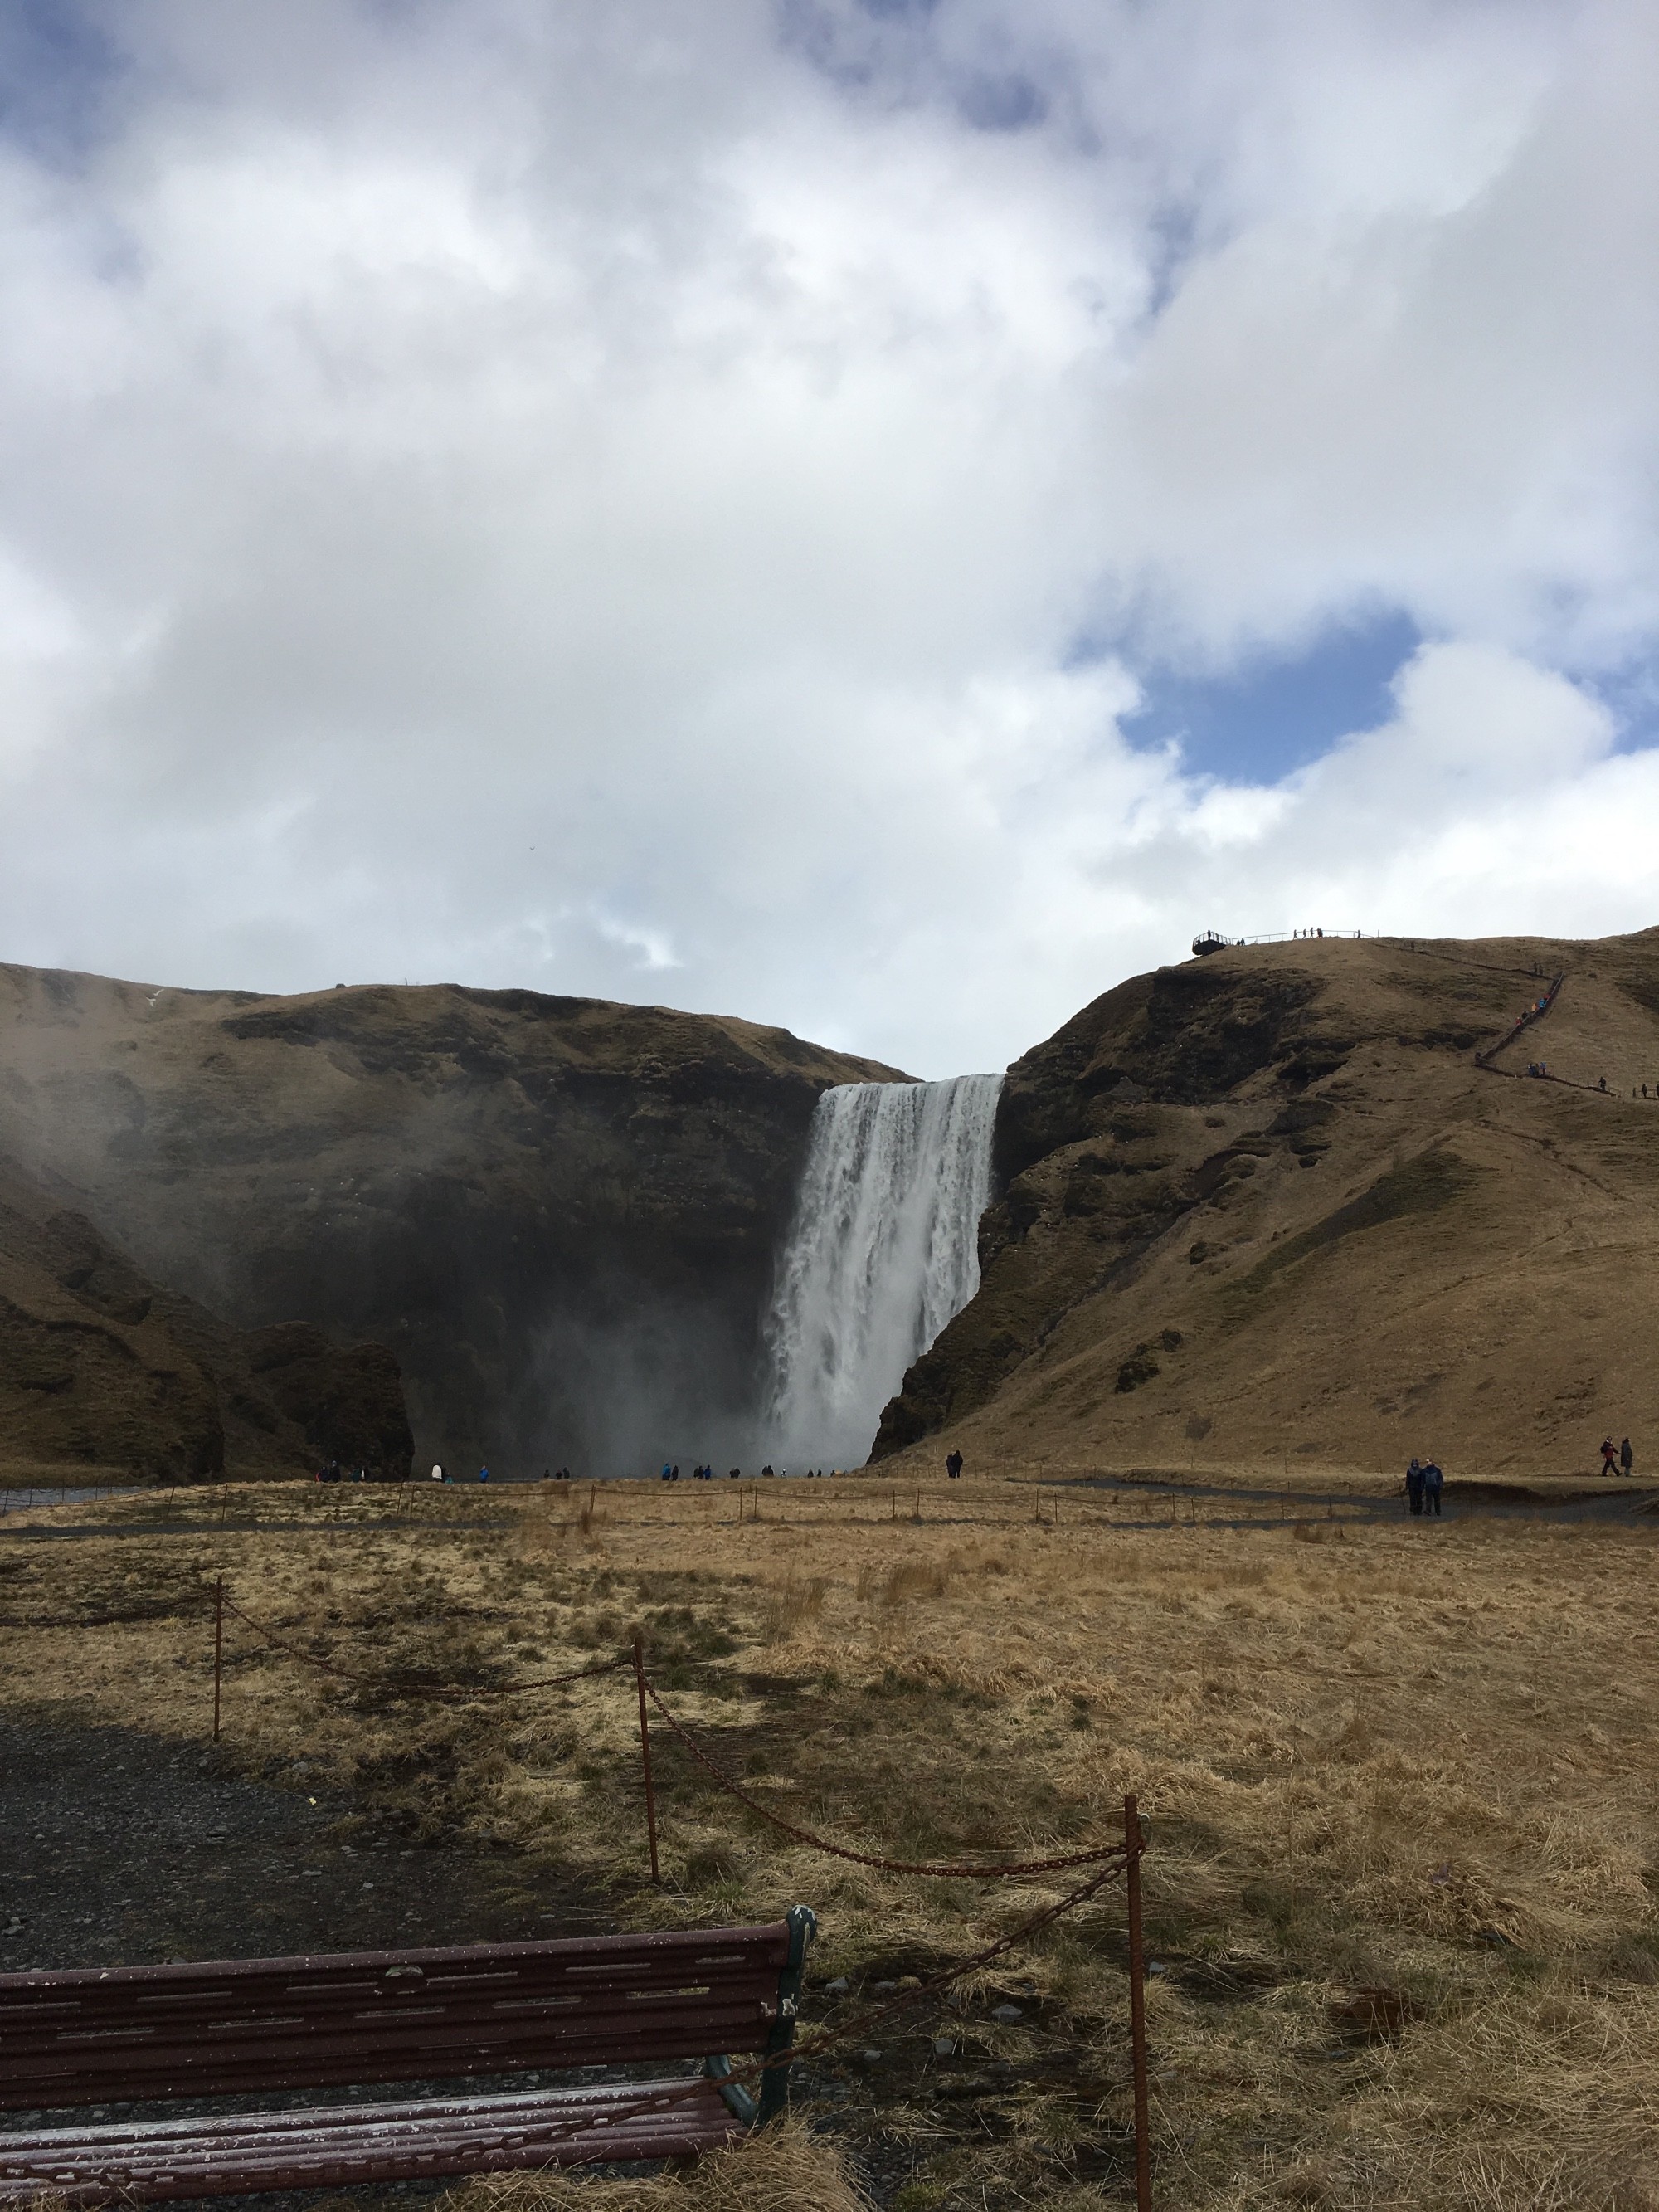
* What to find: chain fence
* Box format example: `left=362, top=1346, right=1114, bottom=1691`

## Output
left=8, top=1578, right=1157, bottom=2203
left=216, top=1588, right=632, bottom=1702
left=642, top=1674, right=1129, bottom=1880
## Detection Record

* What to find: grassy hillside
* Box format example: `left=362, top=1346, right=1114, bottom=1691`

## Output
left=876, top=928, right=1659, bottom=1481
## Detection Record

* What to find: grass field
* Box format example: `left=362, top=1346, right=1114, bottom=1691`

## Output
left=5, top=1471, right=1658, bottom=2210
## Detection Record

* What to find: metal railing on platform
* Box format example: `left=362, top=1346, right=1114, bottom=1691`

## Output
left=1191, top=928, right=1370, bottom=955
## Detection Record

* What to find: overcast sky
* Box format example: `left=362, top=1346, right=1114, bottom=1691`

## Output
left=1, top=0, right=1656, bottom=1076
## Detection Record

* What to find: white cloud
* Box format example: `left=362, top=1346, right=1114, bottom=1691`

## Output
left=0, top=1, right=1655, bottom=1075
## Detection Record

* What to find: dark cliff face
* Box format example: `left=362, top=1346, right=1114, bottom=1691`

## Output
left=0, top=967, right=903, bottom=1474
left=0, top=1152, right=411, bottom=1479
left=870, top=951, right=1356, bottom=1456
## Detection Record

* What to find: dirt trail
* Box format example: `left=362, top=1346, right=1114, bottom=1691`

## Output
left=1063, top=1473, right=1659, bottom=1524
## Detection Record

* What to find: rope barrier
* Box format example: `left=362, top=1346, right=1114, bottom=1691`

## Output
left=643, top=1677, right=1130, bottom=1878
left=56, top=1573, right=1152, bottom=2181
left=788, top=1849, right=1130, bottom=2063
left=456, top=1844, right=1136, bottom=2172
left=218, top=1593, right=632, bottom=1700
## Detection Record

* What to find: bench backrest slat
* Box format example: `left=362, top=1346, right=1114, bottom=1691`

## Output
left=0, top=1925, right=792, bottom=2109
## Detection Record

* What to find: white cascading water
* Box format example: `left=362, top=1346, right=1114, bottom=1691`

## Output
left=762, top=1074, right=1003, bottom=1467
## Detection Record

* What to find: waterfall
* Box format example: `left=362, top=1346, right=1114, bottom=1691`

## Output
left=762, top=1074, right=1003, bottom=1467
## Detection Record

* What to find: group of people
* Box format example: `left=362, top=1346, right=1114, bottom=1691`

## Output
left=946, top=1449, right=965, bottom=1479
left=657, top=1463, right=838, bottom=1481
left=1600, top=1436, right=1635, bottom=1477
left=1404, top=1458, right=1444, bottom=1516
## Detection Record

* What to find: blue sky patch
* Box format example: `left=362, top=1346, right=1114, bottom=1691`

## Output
left=1123, top=611, right=1424, bottom=786
left=1587, top=658, right=1659, bottom=757
left=0, top=0, right=125, bottom=166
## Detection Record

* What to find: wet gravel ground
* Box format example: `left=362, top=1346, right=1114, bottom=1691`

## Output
left=0, top=1704, right=610, bottom=1971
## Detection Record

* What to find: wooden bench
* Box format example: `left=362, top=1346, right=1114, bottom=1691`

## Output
left=0, top=1909, right=816, bottom=2205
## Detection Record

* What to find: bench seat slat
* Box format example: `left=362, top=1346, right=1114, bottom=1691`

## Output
left=0, top=2080, right=739, bottom=2206
left=2, top=1926, right=787, bottom=1994
left=2, top=1983, right=778, bottom=2045
left=7, top=1981, right=787, bottom=2026
left=4, top=2006, right=781, bottom=2104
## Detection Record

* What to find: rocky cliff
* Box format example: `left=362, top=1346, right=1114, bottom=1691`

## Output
left=0, top=966, right=902, bottom=1476
left=0, top=1150, right=411, bottom=1480
left=873, top=928, right=1659, bottom=1478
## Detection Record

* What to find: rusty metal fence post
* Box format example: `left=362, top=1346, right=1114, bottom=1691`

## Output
left=1124, top=1793, right=1151, bottom=2210
left=212, top=1578, right=225, bottom=1743
left=633, top=1634, right=660, bottom=1883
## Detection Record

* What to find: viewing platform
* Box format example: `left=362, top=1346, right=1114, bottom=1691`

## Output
left=1191, top=928, right=1367, bottom=957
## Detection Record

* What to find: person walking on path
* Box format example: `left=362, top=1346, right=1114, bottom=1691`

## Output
left=1601, top=1436, right=1619, bottom=1476
left=1621, top=1436, right=1635, bottom=1477
left=946, top=1449, right=964, bottom=1479
left=1405, top=1458, right=1424, bottom=1515
left=1421, top=1460, right=1443, bottom=1517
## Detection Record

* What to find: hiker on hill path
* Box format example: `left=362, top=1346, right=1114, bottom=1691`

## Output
left=1405, top=1458, right=1424, bottom=1515
left=1601, top=1436, right=1619, bottom=1476
left=1421, top=1460, right=1443, bottom=1516
left=946, top=1449, right=964, bottom=1479
left=1621, top=1437, right=1634, bottom=1476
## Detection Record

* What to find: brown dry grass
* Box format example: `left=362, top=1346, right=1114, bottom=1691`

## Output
left=451, top=2122, right=869, bottom=2211
left=5, top=1473, right=1658, bottom=2210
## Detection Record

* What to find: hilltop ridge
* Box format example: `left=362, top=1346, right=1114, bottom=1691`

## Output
left=874, top=928, right=1659, bottom=1479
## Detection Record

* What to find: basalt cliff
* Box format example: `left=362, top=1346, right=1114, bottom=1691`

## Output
left=0, top=966, right=901, bottom=1480
left=873, top=928, right=1659, bottom=1479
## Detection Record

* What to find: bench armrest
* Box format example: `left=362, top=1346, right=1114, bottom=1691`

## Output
left=757, top=1904, right=817, bottom=2124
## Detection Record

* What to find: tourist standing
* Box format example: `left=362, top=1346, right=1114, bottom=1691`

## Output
left=1405, top=1459, right=1424, bottom=1515
left=1621, top=1437, right=1635, bottom=1477
left=1421, top=1460, right=1443, bottom=1517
